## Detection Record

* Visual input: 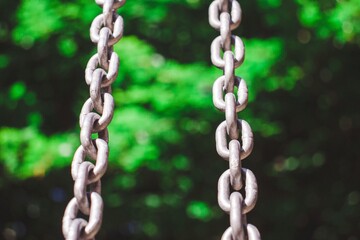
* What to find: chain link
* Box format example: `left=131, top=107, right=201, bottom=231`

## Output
left=62, top=0, right=125, bottom=239
left=209, top=0, right=261, bottom=239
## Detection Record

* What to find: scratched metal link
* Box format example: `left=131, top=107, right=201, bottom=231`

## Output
left=62, top=0, right=125, bottom=239
left=209, top=0, right=261, bottom=239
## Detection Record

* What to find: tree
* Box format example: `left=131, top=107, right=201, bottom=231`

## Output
left=0, top=0, right=359, bottom=239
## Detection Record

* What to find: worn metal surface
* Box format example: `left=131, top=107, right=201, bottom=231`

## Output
left=62, top=0, right=125, bottom=239
left=209, top=0, right=261, bottom=239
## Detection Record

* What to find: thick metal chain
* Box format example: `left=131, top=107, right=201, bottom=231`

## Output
left=62, top=0, right=125, bottom=239
left=209, top=1, right=261, bottom=239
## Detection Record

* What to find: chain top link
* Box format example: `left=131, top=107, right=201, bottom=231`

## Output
left=209, top=0, right=261, bottom=239
left=62, top=0, right=125, bottom=239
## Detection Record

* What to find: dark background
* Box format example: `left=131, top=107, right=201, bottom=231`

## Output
left=0, top=0, right=359, bottom=239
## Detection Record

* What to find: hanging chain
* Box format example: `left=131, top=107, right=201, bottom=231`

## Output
left=62, top=0, right=125, bottom=239
left=209, top=0, right=261, bottom=239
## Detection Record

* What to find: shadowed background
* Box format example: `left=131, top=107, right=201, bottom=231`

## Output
left=0, top=0, right=359, bottom=239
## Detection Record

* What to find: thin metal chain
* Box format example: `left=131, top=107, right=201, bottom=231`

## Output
left=62, top=0, right=125, bottom=239
left=209, top=1, right=261, bottom=239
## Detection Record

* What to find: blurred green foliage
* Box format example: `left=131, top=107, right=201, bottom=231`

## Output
left=0, top=0, right=359, bottom=239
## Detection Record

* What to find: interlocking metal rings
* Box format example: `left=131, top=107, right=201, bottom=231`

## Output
left=90, top=13, right=124, bottom=46
left=74, top=162, right=101, bottom=214
left=209, top=0, right=260, bottom=237
left=212, top=75, right=248, bottom=112
left=63, top=1, right=124, bottom=238
left=211, top=35, right=245, bottom=69
left=215, top=120, right=254, bottom=160
left=221, top=224, right=261, bottom=240
left=80, top=113, right=101, bottom=159
left=85, top=52, right=119, bottom=87
left=80, top=95, right=114, bottom=132
left=63, top=194, right=104, bottom=240
left=71, top=139, right=108, bottom=184
left=218, top=169, right=258, bottom=214
left=209, top=0, right=242, bottom=30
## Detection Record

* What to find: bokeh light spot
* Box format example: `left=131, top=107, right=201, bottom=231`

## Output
left=186, top=201, right=212, bottom=221
left=9, top=82, right=26, bottom=101
left=145, top=194, right=161, bottom=208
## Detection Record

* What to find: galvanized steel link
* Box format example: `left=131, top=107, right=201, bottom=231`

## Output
left=90, top=12, right=124, bottom=45
left=209, top=0, right=242, bottom=30
left=221, top=224, right=261, bottom=240
left=63, top=194, right=104, bottom=240
left=211, top=35, right=245, bottom=69
left=97, top=28, right=112, bottom=69
left=229, top=140, right=242, bottom=190
left=73, top=162, right=100, bottom=214
left=230, top=192, right=245, bottom=239
left=80, top=95, right=114, bottom=132
left=218, top=169, right=258, bottom=214
left=223, top=51, right=235, bottom=92
left=71, top=140, right=108, bottom=184
left=62, top=0, right=124, bottom=239
left=85, top=52, right=119, bottom=87
left=225, top=93, right=238, bottom=140
left=212, top=76, right=248, bottom=112
left=215, top=119, right=254, bottom=160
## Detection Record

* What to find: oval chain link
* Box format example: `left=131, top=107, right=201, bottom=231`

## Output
left=209, top=0, right=261, bottom=239
left=62, top=0, right=125, bottom=239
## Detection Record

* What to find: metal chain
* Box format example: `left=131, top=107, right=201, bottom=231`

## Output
left=209, top=1, right=261, bottom=239
left=62, top=0, right=125, bottom=239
